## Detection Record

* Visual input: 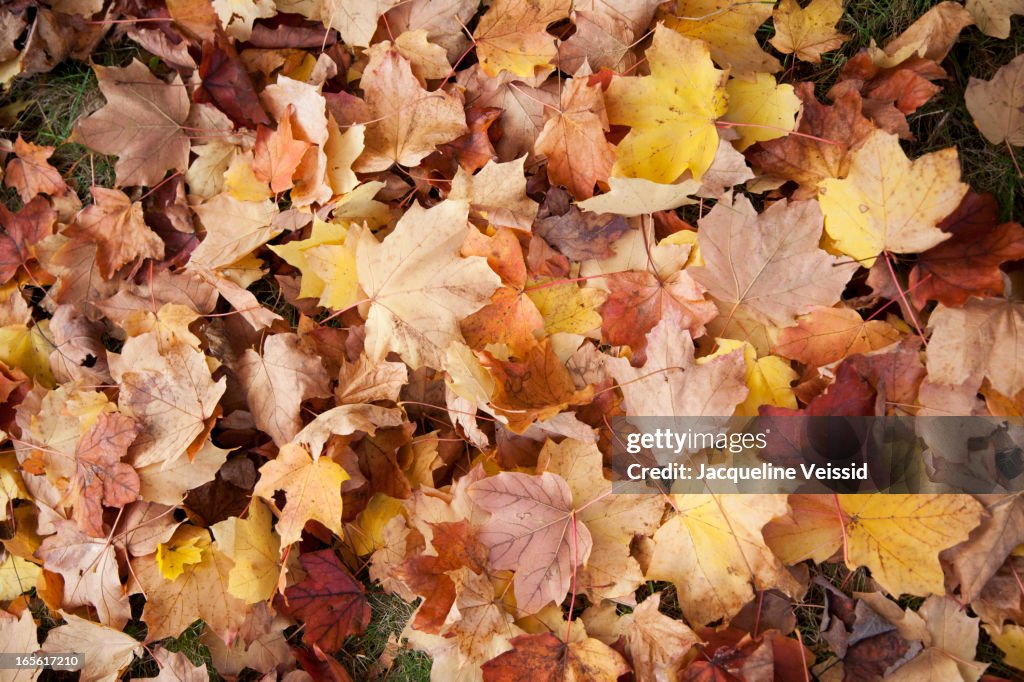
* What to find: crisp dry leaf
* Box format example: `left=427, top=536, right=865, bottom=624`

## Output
left=482, top=632, right=629, bottom=681
left=721, top=73, right=801, bottom=151
left=660, top=0, right=781, bottom=74
left=41, top=613, right=143, bottom=682
left=535, top=77, right=615, bottom=200
left=773, top=306, right=902, bottom=367
left=468, top=472, right=593, bottom=615
left=927, top=298, right=1024, bottom=397
left=628, top=593, right=703, bottom=681
left=965, top=53, right=1024, bottom=147
left=646, top=494, right=801, bottom=626
left=770, top=0, right=849, bottom=63
left=691, top=195, right=856, bottom=329
left=64, top=188, right=164, bottom=279
left=473, top=0, right=571, bottom=78
left=276, top=548, right=371, bottom=652
left=238, top=333, right=330, bottom=447
left=4, top=136, right=69, bottom=202
left=966, top=0, right=1024, bottom=38
left=211, top=498, right=281, bottom=604
left=253, top=443, right=348, bottom=548
left=356, top=47, right=467, bottom=172
left=356, top=200, right=501, bottom=370
left=72, top=60, right=190, bottom=187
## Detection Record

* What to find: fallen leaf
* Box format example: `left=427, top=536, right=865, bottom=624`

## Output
left=965, top=0, right=1024, bottom=38
left=659, top=0, right=781, bottom=74
left=72, top=59, right=190, bottom=187
left=721, top=73, right=801, bottom=151
left=691, top=195, right=856, bottom=329
left=770, top=0, right=849, bottom=63
left=72, top=412, right=140, bottom=538
left=64, top=188, right=164, bottom=279
left=927, top=298, right=1024, bottom=397
left=468, top=472, right=593, bottom=615
left=252, top=443, right=348, bottom=548
left=482, top=632, right=629, bottom=681
left=356, top=200, right=501, bottom=370
left=605, top=24, right=728, bottom=182
left=473, top=0, right=570, bottom=78
left=773, top=306, right=902, bottom=367
left=818, top=129, right=968, bottom=265
left=41, top=612, right=143, bottom=682
left=965, top=52, right=1024, bottom=147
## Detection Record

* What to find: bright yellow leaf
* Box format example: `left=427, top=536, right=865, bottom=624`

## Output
left=721, top=73, right=801, bottom=151
left=660, top=0, right=781, bottom=74
left=0, top=322, right=54, bottom=388
left=526, top=280, right=604, bottom=336
left=605, top=25, right=728, bottom=183
left=157, top=526, right=211, bottom=581
left=986, top=624, right=1024, bottom=670
left=349, top=493, right=404, bottom=555
left=818, top=129, right=968, bottom=266
left=706, top=339, right=797, bottom=415
left=224, top=150, right=273, bottom=202
left=269, top=218, right=348, bottom=301
left=0, top=552, right=40, bottom=600
left=212, top=498, right=281, bottom=604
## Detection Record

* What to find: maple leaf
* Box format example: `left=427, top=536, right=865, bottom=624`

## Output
left=252, top=105, right=311, bottom=194
left=818, top=129, right=968, bottom=265
left=449, top=157, right=539, bottom=232
left=355, top=47, right=467, bottom=172
left=72, top=412, right=140, bottom=538
left=765, top=494, right=985, bottom=596
left=966, top=0, right=1024, bottom=38
left=535, top=77, right=615, bottom=200
left=479, top=340, right=594, bottom=433
left=37, top=519, right=131, bottom=628
left=473, top=0, right=570, bottom=78
left=355, top=200, right=501, bottom=370
left=628, top=593, right=704, bottom=681
left=0, top=196, right=55, bottom=285
left=773, top=306, right=902, bottom=367
left=965, top=52, right=1024, bottom=147
left=237, top=333, right=330, bottom=447
left=252, top=443, right=348, bottom=548
left=132, top=541, right=250, bottom=644
left=276, top=549, right=371, bottom=652
left=481, top=632, right=629, bottom=681
left=721, top=73, right=801, bottom=151
left=770, top=0, right=849, bottom=63
left=909, top=192, right=1024, bottom=307
left=608, top=316, right=748, bottom=418
left=109, top=333, right=225, bottom=468
left=927, top=298, right=1024, bottom=397
left=3, top=135, right=70, bottom=202
left=467, top=471, right=593, bottom=615
left=647, top=494, right=801, bottom=626
left=212, top=0, right=275, bottom=41
left=691, top=195, right=856, bottom=329
left=747, top=82, right=875, bottom=198
left=72, top=59, right=190, bottom=187
left=41, top=612, right=143, bottom=682
left=211, top=498, right=281, bottom=604
left=605, top=25, right=728, bottom=183
left=189, top=193, right=280, bottom=272
left=659, top=0, right=781, bottom=74
left=64, top=188, right=164, bottom=279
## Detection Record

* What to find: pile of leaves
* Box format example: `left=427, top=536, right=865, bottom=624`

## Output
left=0, top=0, right=1023, bottom=680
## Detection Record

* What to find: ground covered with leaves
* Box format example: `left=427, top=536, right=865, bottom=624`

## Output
left=0, top=0, right=1023, bottom=680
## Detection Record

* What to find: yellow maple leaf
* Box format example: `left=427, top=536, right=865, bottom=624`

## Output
left=253, top=443, right=349, bottom=549
left=525, top=280, right=605, bottom=336
left=706, top=339, right=797, bottom=416
left=721, top=73, right=801, bottom=151
left=349, top=493, right=404, bottom=556
left=212, top=498, right=281, bottom=604
left=818, top=129, right=968, bottom=266
left=157, top=525, right=211, bottom=581
left=0, top=321, right=54, bottom=388
left=770, top=0, right=849, bottom=63
left=473, top=0, right=571, bottom=77
left=269, top=218, right=349, bottom=301
left=660, top=0, right=781, bottom=74
left=605, top=25, right=728, bottom=183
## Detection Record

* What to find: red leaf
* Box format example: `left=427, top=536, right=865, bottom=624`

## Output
left=276, top=549, right=371, bottom=653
